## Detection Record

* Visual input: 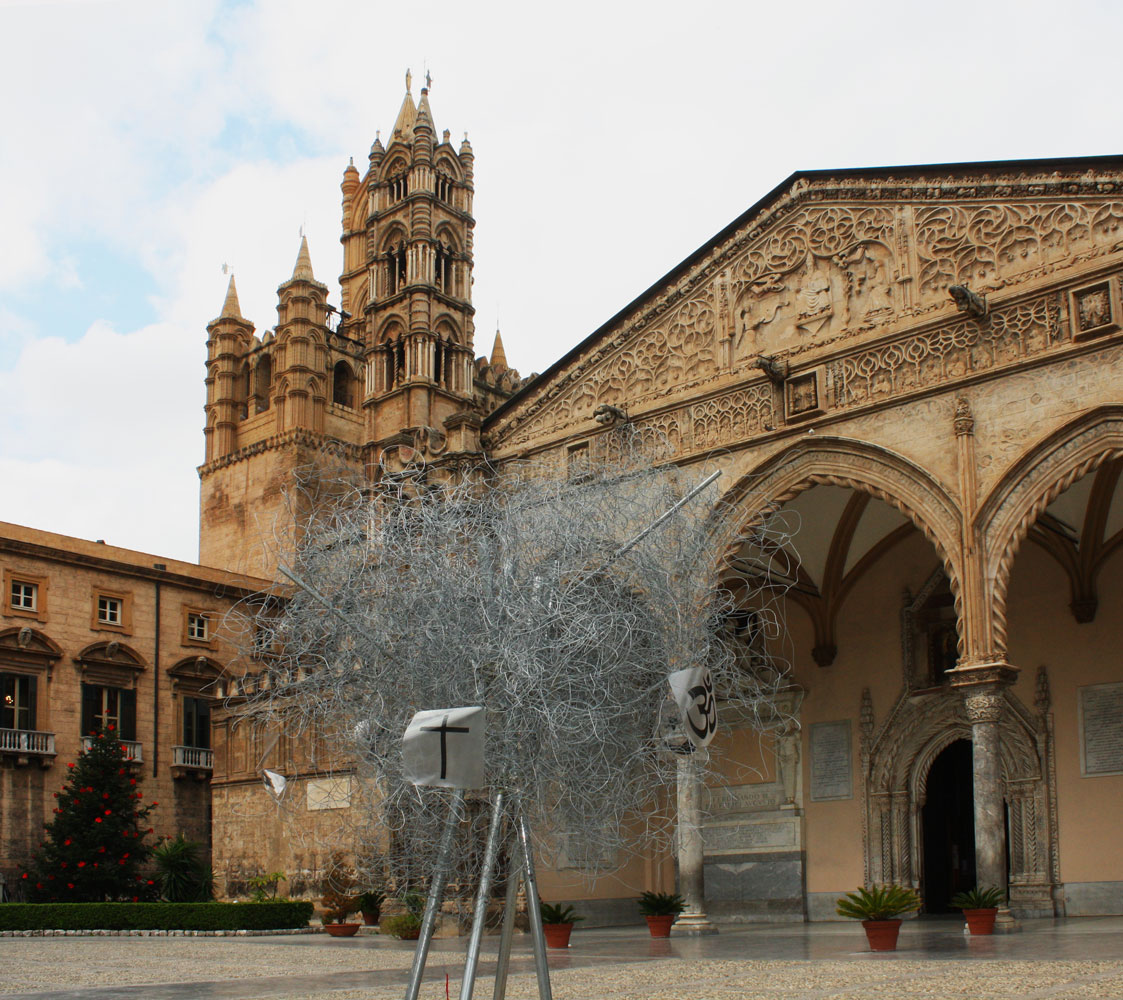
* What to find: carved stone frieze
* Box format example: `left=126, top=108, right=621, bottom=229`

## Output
left=491, top=176, right=1123, bottom=453
left=828, top=295, right=1060, bottom=412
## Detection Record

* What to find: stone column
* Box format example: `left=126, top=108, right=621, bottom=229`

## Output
left=673, top=753, right=718, bottom=935
left=950, top=662, right=1019, bottom=931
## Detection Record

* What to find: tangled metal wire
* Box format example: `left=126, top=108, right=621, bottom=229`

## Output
left=226, top=432, right=798, bottom=891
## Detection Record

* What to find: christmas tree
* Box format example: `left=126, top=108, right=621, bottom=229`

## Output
left=23, top=727, right=156, bottom=902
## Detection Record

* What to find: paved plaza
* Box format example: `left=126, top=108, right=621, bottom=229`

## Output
left=1, top=917, right=1121, bottom=1000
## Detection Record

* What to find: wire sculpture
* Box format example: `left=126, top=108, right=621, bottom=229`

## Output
left=224, top=430, right=799, bottom=899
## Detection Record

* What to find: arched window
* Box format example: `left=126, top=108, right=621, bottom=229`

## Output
left=434, top=243, right=453, bottom=293
left=236, top=362, right=250, bottom=419
left=254, top=356, right=273, bottom=413
left=386, top=244, right=407, bottom=294
left=332, top=361, right=355, bottom=408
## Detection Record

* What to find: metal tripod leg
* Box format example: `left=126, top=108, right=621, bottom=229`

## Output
left=516, top=807, right=553, bottom=1000
left=404, top=788, right=464, bottom=1000
left=460, top=792, right=507, bottom=1000
left=491, top=830, right=522, bottom=1000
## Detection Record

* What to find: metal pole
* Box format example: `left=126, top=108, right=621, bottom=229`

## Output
left=491, top=831, right=522, bottom=1000
left=460, top=792, right=507, bottom=1000
left=515, top=805, right=553, bottom=1000
left=404, top=789, right=464, bottom=1000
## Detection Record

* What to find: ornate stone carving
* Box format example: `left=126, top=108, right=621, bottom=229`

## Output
left=954, top=397, right=975, bottom=437
left=690, top=385, right=774, bottom=452
left=829, top=295, right=1060, bottom=411
left=963, top=690, right=1004, bottom=724
left=864, top=686, right=1055, bottom=904
left=1035, top=665, right=1051, bottom=715
left=915, top=201, right=1123, bottom=297
left=490, top=177, right=1123, bottom=451
left=1070, top=278, right=1120, bottom=340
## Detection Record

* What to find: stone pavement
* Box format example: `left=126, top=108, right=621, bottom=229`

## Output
left=1, top=917, right=1121, bottom=1000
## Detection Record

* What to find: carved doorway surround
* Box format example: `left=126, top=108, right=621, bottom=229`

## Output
left=859, top=666, right=1060, bottom=917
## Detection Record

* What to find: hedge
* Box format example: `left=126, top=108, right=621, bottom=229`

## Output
left=0, top=901, right=314, bottom=931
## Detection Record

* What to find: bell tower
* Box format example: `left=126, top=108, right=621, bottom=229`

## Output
left=338, top=71, right=480, bottom=465
left=200, top=74, right=519, bottom=576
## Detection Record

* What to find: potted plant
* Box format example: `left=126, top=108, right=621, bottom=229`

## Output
left=382, top=891, right=425, bottom=940
left=358, top=889, right=385, bottom=927
left=950, top=885, right=1004, bottom=935
left=540, top=901, right=583, bottom=949
left=835, top=884, right=920, bottom=951
left=321, top=854, right=361, bottom=936
left=636, top=891, right=685, bottom=937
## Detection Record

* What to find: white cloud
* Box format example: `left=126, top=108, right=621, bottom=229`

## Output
left=2, top=0, right=1123, bottom=565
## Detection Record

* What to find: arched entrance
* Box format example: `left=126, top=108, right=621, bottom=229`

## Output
left=920, top=739, right=975, bottom=913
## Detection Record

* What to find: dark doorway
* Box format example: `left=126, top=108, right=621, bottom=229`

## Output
left=921, top=739, right=976, bottom=913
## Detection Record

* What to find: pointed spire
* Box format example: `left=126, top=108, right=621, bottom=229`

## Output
left=415, top=86, right=435, bottom=135
left=220, top=274, right=243, bottom=319
left=291, top=235, right=315, bottom=282
left=392, top=70, right=417, bottom=141
left=490, top=328, right=508, bottom=371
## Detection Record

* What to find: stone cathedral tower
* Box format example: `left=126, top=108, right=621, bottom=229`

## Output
left=199, top=75, right=519, bottom=576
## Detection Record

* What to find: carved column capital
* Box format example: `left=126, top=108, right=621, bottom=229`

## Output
left=963, top=689, right=1005, bottom=724
left=953, top=396, right=975, bottom=437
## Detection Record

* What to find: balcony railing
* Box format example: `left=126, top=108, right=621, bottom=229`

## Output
left=0, top=728, right=55, bottom=755
left=171, top=745, right=213, bottom=770
left=81, top=736, right=143, bottom=762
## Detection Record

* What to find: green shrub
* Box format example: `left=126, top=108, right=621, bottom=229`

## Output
left=0, top=901, right=313, bottom=931
left=835, top=884, right=920, bottom=921
left=539, top=902, right=583, bottom=925
left=152, top=835, right=213, bottom=902
left=950, top=885, right=1004, bottom=910
left=636, top=891, right=686, bottom=916
left=382, top=912, right=422, bottom=938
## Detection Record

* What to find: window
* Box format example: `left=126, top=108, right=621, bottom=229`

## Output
left=4, top=570, right=47, bottom=620
left=182, top=696, right=211, bottom=749
left=91, top=589, right=131, bottom=632
left=187, top=613, right=209, bottom=642
left=10, top=580, right=36, bottom=612
left=81, top=684, right=136, bottom=741
left=98, top=596, right=122, bottom=626
left=1, top=673, right=36, bottom=731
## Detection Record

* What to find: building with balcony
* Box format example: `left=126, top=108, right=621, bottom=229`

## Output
left=0, top=523, right=268, bottom=886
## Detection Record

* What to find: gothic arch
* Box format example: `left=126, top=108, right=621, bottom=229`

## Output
left=863, top=686, right=1053, bottom=898
left=381, top=154, right=409, bottom=181
left=434, top=223, right=462, bottom=253
left=977, top=405, right=1123, bottom=655
left=723, top=437, right=965, bottom=633
left=378, top=317, right=406, bottom=344
left=434, top=153, right=462, bottom=180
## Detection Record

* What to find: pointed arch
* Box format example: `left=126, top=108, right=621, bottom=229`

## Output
left=722, top=437, right=965, bottom=644
left=977, top=405, right=1123, bottom=655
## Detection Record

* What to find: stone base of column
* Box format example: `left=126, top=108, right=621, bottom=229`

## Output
left=672, top=912, right=719, bottom=935
left=993, top=907, right=1020, bottom=933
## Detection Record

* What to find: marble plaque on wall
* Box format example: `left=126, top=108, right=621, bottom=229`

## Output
left=1079, top=683, right=1123, bottom=777
left=809, top=720, right=852, bottom=801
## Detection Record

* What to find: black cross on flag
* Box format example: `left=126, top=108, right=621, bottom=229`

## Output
left=402, top=706, right=486, bottom=788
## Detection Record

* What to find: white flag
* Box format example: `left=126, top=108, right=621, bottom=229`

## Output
left=668, top=667, right=717, bottom=748
left=403, top=706, right=486, bottom=788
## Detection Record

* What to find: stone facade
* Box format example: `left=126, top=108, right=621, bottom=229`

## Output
left=195, top=82, right=1123, bottom=921
left=0, top=523, right=267, bottom=895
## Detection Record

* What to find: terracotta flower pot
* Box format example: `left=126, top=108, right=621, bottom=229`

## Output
left=324, top=922, right=360, bottom=937
left=963, top=907, right=998, bottom=935
left=543, top=922, right=573, bottom=949
left=361, top=910, right=380, bottom=926
left=644, top=914, right=676, bottom=938
left=861, top=918, right=902, bottom=951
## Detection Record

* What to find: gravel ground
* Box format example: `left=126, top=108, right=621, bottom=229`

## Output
left=2, top=936, right=1122, bottom=1000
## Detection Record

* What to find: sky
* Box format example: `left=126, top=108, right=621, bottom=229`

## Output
left=1, top=0, right=1120, bottom=564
